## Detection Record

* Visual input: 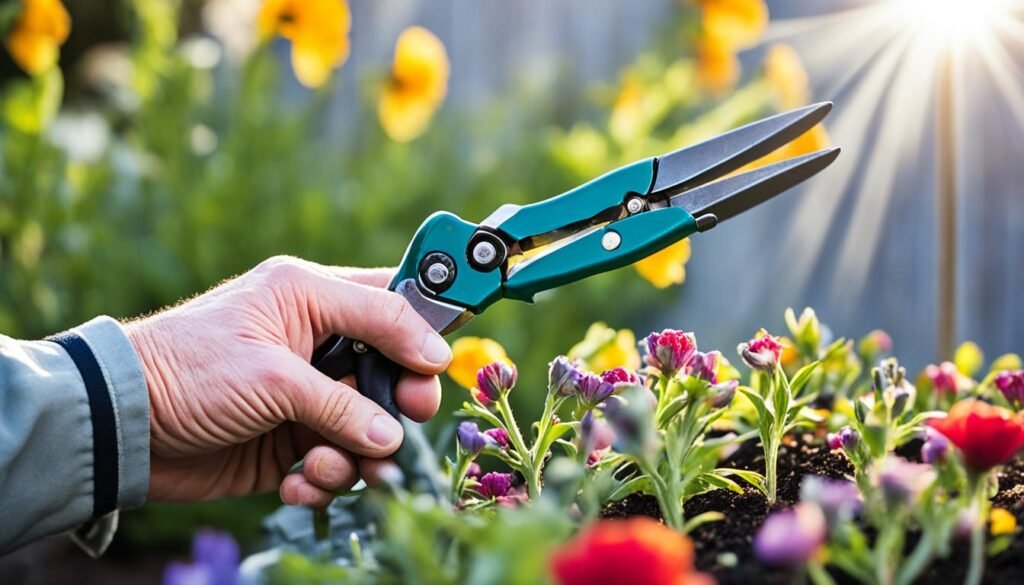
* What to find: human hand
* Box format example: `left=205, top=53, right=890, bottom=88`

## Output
left=125, top=256, right=452, bottom=506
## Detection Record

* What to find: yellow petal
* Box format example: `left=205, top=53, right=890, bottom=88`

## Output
left=634, top=239, right=691, bottom=289
left=378, top=88, right=437, bottom=142
left=699, top=0, right=768, bottom=51
left=764, top=43, right=810, bottom=110
left=6, top=0, right=70, bottom=76
left=954, top=341, right=984, bottom=378
left=568, top=323, right=641, bottom=373
left=990, top=508, right=1018, bottom=536
left=695, top=35, right=739, bottom=95
left=378, top=26, right=449, bottom=141
left=448, top=337, right=511, bottom=390
left=258, top=0, right=350, bottom=86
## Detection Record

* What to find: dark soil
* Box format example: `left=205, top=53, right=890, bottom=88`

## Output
left=602, top=434, right=1024, bottom=585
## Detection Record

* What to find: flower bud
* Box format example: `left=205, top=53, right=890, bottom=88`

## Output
left=920, top=427, right=949, bottom=464
left=826, top=425, right=859, bottom=452
left=738, top=330, right=783, bottom=372
left=872, top=456, right=936, bottom=506
left=643, top=329, right=698, bottom=377
left=926, top=361, right=959, bottom=394
left=549, top=356, right=582, bottom=396
left=466, top=462, right=482, bottom=479
left=707, top=380, right=738, bottom=409
left=476, top=361, right=517, bottom=402
left=800, top=476, right=861, bottom=529
left=600, top=366, right=641, bottom=387
left=483, top=427, right=510, bottom=449
left=995, top=370, right=1024, bottom=408
left=889, top=381, right=914, bottom=417
left=687, top=351, right=720, bottom=383
left=577, top=372, right=616, bottom=407
left=457, top=421, right=492, bottom=455
left=754, top=503, right=827, bottom=567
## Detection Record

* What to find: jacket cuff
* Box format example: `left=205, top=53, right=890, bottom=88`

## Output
left=71, top=316, right=150, bottom=511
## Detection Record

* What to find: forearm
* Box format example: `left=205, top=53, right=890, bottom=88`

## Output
left=0, top=317, right=150, bottom=555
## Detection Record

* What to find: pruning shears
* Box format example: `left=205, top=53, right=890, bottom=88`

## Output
left=311, top=102, right=838, bottom=495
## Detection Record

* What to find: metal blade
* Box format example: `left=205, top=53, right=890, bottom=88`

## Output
left=668, top=148, right=840, bottom=223
left=650, top=102, right=833, bottom=196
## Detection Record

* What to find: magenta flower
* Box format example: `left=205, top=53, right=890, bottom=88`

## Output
left=738, top=332, right=783, bottom=371
left=754, top=503, right=827, bottom=567
left=457, top=421, right=492, bottom=455
left=826, top=425, right=859, bottom=452
left=926, top=361, right=959, bottom=394
left=687, top=351, right=721, bottom=383
left=995, top=370, right=1024, bottom=407
left=577, top=373, right=616, bottom=406
left=477, top=361, right=517, bottom=402
left=601, top=366, right=641, bottom=387
left=483, top=427, right=511, bottom=449
left=164, top=530, right=239, bottom=585
left=478, top=472, right=514, bottom=499
left=549, top=356, right=582, bottom=396
left=643, top=329, right=698, bottom=376
left=920, top=427, right=949, bottom=464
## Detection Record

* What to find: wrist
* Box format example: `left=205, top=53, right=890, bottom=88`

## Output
left=124, top=319, right=178, bottom=456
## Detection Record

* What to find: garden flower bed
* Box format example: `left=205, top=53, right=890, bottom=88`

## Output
left=222, top=308, right=1024, bottom=585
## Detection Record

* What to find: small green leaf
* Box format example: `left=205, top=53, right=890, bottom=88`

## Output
left=699, top=471, right=744, bottom=494
left=716, top=467, right=768, bottom=497
left=609, top=476, right=653, bottom=501
left=681, top=511, right=725, bottom=533
left=738, top=386, right=770, bottom=423
left=790, top=361, right=822, bottom=395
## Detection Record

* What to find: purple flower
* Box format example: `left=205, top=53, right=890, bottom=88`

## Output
left=466, top=462, right=482, bottom=478
left=577, top=373, right=616, bottom=406
left=457, top=421, right=492, bottom=455
left=600, top=366, right=641, bottom=387
left=738, top=332, right=783, bottom=372
left=549, top=356, right=582, bottom=396
left=643, top=329, right=698, bottom=376
left=920, top=427, right=949, bottom=464
left=926, top=361, right=959, bottom=394
left=476, top=361, right=517, bottom=402
left=873, top=456, right=936, bottom=505
left=687, top=351, right=720, bottom=383
left=579, top=410, right=616, bottom=456
left=754, top=503, right=827, bottom=567
left=995, top=370, right=1024, bottom=407
left=826, top=425, right=859, bottom=452
left=164, top=530, right=239, bottom=585
left=483, top=427, right=511, bottom=449
left=478, top=472, right=514, bottom=499
left=800, top=476, right=861, bottom=528
left=707, top=380, right=738, bottom=408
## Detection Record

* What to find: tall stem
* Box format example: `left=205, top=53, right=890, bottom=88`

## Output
left=964, top=473, right=988, bottom=585
left=496, top=394, right=539, bottom=499
left=765, top=436, right=779, bottom=504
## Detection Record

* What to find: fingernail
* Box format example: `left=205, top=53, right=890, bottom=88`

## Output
left=420, top=331, right=452, bottom=365
left=367, top=414, right=402, bottom=447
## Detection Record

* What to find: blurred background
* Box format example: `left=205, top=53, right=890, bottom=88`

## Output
left=0, top=0, right=1021, bottom=581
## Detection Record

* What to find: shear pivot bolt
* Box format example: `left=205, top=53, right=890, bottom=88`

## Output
left=425, top=262, right=451, bottom=285
left=472, top=241, right=497, bottom=265
left=601, top=230, right=621, bottom=251
left=626, top=197, right=645, bottom=215
left=353, top=340, right=368, bottom=353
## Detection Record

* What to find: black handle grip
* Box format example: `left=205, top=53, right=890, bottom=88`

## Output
left=353, top=349, right=403, bottom=419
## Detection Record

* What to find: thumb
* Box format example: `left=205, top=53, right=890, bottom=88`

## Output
left=281, top=355, right=405, bottom=458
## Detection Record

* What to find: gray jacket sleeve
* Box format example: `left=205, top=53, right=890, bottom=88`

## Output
left=0, top=316, right=150, bottom=556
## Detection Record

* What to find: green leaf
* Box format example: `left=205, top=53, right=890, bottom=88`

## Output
left=698, top=471, right=744, bottom=494
left=738, top=386, right=771, bottom=424
left=716, top=467, right=768, bottom=497
left=790, top=361, right=822, bottom=395
left=681, top=511, right=725, bottom=533
left=609, top=476, right=653, bottom=501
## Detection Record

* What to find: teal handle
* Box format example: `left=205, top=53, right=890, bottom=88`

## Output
left=496, top=159, right=656, bottom=241
left=503, top=206, right=697, bottom=302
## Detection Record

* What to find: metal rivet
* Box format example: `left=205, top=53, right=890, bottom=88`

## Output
left=626, top=197, right=645, bottom=215
left=472, top=241, right=497, bottom=265
left=601, top=230, right=621, bottom=251
left=353, top=340, right=368, bottom=353
left=425, top=262, right=450, bottom=285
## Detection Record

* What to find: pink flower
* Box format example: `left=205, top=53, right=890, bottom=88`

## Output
left=466, top=462, right=482, bottom=478
left=483, top=427, right=510, bottom=449
left=995, top=370, right=1024, bottom=407
left=478, top=472, right=514, bottom=499
left=926, top=361, right=959, bottom=394
left=601, top=367, right=641, bottom=387
left=738, top=332, right=783, bottom=371
left=687, top=351, right=720, bottom=383
left=643, top=329, right=698, bottom=376
left=826, top=425, right=859, bottom=452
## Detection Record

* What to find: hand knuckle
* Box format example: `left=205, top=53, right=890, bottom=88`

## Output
left=317, top=388, right=355, bottom=433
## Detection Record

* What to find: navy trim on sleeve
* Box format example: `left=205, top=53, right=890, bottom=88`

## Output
left=48, top=332, right=119, bottom=518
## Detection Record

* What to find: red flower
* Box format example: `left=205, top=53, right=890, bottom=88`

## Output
left=550, top=518, right=714, bottom=585
left=929, top=400, right=1024, bottom=472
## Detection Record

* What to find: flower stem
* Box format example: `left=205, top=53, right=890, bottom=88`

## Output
left=638, top=457, right=682, bottom=531
left=496, top=394, right=540, bottom=499
left=450, top=453, right=474, bottom=504
left=765, top=436, right=780, bottom=504
left=964, top=473, right=989, bottom=585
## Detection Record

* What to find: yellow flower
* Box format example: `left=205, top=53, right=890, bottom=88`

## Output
left=258, top=0, right=350, bottom=88
left=634, top=239, right=691, bottom=289
left=568, top=323, right=642, bottom=373
left=6, top=0, right=70, bottom=76
left=954, top=341, right=984, bottom=378
left=448, top=337, right=510, bottom=390
left=698, top=0, right=768, bottom=51
left=378, top=26, right=449, bottom=143
left=695, top=34, right=739, bottom=95
left=990, top=508, right=1018, bottom=536
left=764, top=44, right=809, bottom=110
